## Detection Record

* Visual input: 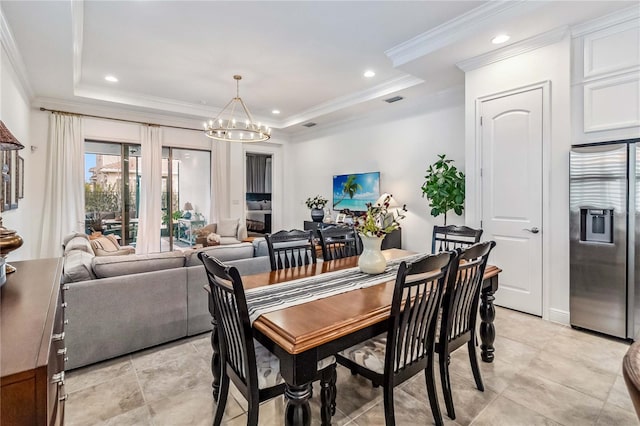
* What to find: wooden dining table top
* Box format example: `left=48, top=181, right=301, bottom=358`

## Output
left=243, top=249, right=501, bottom=355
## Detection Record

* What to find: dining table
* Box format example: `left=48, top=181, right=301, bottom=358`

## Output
left=207, top=248, right=501, bottom=426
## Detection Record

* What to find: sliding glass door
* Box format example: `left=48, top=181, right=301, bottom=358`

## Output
left=161, top=147, right=211, bottom=251
left=84, top=141, right=141, bottom=246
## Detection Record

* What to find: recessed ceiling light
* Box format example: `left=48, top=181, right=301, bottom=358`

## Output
left=491, top=34, right=510, bottom=44
left=364, top=70, right=376, bottom=78
left=105, top=75, right=118, bottom=83
left=272, top=109, right=280, bottom=115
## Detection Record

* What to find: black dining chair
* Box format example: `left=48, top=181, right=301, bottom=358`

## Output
left=336, top=251, right=457, bottom=426
left=436, top=240, right=496, bottom=421
left=318, top=225, right=361, bottom=261
left=198, top=252, right=337, bottom=426
left=265, top=229, right=317, bottom=271
left=432, top=225, right=483, bottom=253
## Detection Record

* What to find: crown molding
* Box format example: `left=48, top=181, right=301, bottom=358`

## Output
left=0, top=8, right=34, bottom=99
left=385, top=0, right=549, bottom=68
left=456, top=26, right=568, bottom=72
left=33, top=96, right=213, bottom=130
left=280, top=74, right=424, bottom=128
left=73, top=83, right=279, bottom=128
left=71, top=0, right=84, bottom=87
left=571, top=4, right=640, bottom=38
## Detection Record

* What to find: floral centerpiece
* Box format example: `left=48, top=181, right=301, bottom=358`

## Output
left=305, top=195, right=329, bottom=222
left=354, top=194, right=406, bottom=237
left=354, top=194, right=407, bottom=274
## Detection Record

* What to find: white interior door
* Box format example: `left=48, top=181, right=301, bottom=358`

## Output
left=481, top=88, right=543, bottom=316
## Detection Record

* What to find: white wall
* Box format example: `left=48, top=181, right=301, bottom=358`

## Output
left=464, top=37, right=572, bottom=323
left=286, top=89, right=466, bottom=253
left=0, top=46, right=34, bottom=261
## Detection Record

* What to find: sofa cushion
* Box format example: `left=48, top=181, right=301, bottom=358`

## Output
left=185, top=242, right=254, bottom=267
left=64, top=235, right=94, bottom=256
left=219, top=236, right=241, bottom=245
left=253, top=237, right=269, bottom=257
left=92, top=251, right=185, bottom=278
left=63, top=250, right=96, bottom=283
left=218, top=218, right=239, bottom=237
left=63, top=232, right=89, bottom=248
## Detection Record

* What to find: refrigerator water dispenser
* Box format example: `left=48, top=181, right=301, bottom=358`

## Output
left=580, top=208, right=613, bottom=243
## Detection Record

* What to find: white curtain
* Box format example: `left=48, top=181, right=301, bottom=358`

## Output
left=39, top=113, right=84, bottom=257
left=210, top=140, right=228, bottom=223
left=136, top=125, right=162, bottom=254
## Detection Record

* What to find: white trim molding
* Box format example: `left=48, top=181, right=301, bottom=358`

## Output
left=582, top=20, right=640, bottom=80
left=457, top=26, right=568, bottom=72
left=280, top=74, right=424, bottom=128
left=71, top=0, right=84, bottom=87
left=385, top=0, right=548, bottom=67
left=549, top=308, right=570, bottom=325
left=0, top=8, right=34, bottom=99
left=571, top=3, right=640, bottom=38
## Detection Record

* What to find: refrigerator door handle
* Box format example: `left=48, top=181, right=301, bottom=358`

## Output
left=523, top=227, right=540, bottom=234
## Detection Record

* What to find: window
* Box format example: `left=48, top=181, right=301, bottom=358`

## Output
left=85, top=141, right=141, bottom=246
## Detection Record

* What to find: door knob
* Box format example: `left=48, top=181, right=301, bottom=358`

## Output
left=523, top=227, right=540, bottom=234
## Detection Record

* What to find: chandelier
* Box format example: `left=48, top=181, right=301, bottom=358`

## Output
left=204, top=75, right=271, bottom=142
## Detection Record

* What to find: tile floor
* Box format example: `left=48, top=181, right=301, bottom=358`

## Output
left=65, top=307, right=638, bottom=425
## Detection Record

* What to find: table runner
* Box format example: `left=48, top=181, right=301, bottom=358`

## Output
left=245, top=253, right=427, bottom=324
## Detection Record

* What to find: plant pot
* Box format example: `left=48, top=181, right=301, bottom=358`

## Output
left=311, top=208, right=324, bottom=223
left=358, top=234, right=387, bottom=274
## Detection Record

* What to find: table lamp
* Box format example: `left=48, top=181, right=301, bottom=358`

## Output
left=0, top=120, right=25, bottom=282
left=183, top=202, right=193, bottom=219
left=375, top=193, right=401, bottom=228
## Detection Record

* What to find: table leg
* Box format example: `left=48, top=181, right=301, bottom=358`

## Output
left=285, top=382, right=312, bottom=426
left=210, top=317, right=221, bottom=400
left=480, top=284, right=496, bottom=363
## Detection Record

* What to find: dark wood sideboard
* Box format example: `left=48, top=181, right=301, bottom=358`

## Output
left=1, top=258, right=65, bottom=426
left=304, top=221, right=402, bottom=249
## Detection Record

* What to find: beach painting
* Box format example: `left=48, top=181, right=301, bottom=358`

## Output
left=332, top=171, right=380, bottom=212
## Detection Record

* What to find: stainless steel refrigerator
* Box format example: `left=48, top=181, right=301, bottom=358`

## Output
left=570, top=140, right=639, bottom=340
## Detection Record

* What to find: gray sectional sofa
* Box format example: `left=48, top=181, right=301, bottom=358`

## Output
left=61, top=233, right=272, bottom=370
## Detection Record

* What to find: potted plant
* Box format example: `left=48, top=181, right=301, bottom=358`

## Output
left=421, top=154, right=465, bottom=226
left=305, top=195, right=328, bottom=223
left=354, top=194, right=407, bottom=274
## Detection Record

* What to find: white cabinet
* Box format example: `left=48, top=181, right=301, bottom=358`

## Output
left=572, top=13, right=640, bottom=143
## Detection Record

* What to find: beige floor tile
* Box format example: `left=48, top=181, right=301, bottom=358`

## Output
left=65, top=354, right=132, bottom=394
left=100, top=406, right=153, bottom=425
left=333, top=364, right=383, bottom=420
left=65, top=372, right=145, bottom=426
left=136, top=352, right=211, bottom=403
left=527, top=348, right=617, bottom=401
left=148, top=381, right=241, bottom=426
left=607, top=375, right=637, bottom=414
left=491, top=335, right=540, bottom=367
left=596, top=402, right=640, bottom=426
left=403, top=368, right=498, bottom=426
left=552, top=327, right=629, bottom=375
left=350, top=387, right=458, bottom=426
left=131, top=338, right=199, bottom=371
left=190, top=332, right=214, bottom=359
left=493, top=309, right=562, bottom=348
left=502, top=371, right=604, bottom=425
left=470, top=395, right=561, bottom=426
left=449, top=346, right=524, bottom=394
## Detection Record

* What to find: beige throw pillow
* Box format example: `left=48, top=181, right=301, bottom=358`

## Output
left=217, top=218, right=239, bottom=237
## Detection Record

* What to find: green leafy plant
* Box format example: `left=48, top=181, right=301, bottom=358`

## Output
left=354, top=194, right=407, bottom=238
left=305, top=195, right=328, bottom=209
left=421, top=154, right=465, bottom=226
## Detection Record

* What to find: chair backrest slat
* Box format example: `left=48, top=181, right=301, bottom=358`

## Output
left=432, top=225, right=483, bottom=253
left=440, top=241, right=496, bottom=345
left=318, top=225, right=361, bottom=261
left=199, top=252, right=258, bottom=388
left=266, top=229, right=317, bottom=271
left=385, top=251, right=455, bottom=376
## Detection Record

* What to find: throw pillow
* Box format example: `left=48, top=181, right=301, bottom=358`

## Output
left=217, top=218, right=239, bottom=237
left=91, top=235, right=124, bottom=256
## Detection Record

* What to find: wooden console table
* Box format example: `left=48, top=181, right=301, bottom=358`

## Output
left=1, top=258, right=65, bottom=426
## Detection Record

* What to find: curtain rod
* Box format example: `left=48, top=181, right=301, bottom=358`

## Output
left=38, top=107, right=204, bottom=132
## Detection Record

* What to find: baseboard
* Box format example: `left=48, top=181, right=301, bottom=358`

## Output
left=548, top=308, right=570, bottom=325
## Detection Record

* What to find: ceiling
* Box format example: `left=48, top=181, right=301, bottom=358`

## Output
left=0, top=1, right=635, bottom=135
